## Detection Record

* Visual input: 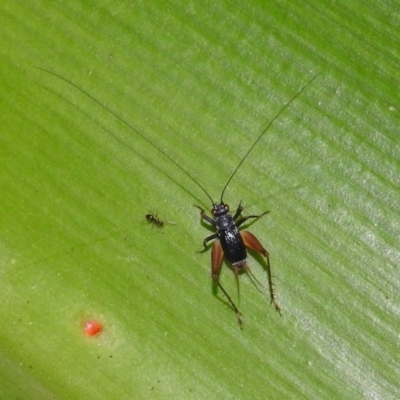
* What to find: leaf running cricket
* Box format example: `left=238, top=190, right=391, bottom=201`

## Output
left=37, top=67, right=316, bottom=327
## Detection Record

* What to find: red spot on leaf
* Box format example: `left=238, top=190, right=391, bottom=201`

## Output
left=84, top=320, right=102, bottom=336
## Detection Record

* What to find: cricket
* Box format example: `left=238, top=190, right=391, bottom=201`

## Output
left=37, top=66, right=316, bottom=327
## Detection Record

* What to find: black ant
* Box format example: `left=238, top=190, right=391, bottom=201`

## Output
left=145, top=213, right=164, bottom=228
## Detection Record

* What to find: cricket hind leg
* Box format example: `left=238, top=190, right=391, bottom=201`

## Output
left=212, top=241, right=243, bottom=328
left=244, top=265, right=265, bottom=296
left=216, top=281, right=243, bottom=329
left=240, top=230, right=281, bottom=314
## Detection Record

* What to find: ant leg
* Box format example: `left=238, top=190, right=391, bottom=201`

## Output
left=240, top=230, right=281, bottom=315
left=212, top=241, right=243, bottom=328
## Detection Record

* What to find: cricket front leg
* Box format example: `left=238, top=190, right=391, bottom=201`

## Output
left=194, top=205, right=218, bottom=253
left=236, top=210, right=269, bottom=228
left=232, top=201, right=244, bottom=220
left=194, top=205, right=215, bottom=225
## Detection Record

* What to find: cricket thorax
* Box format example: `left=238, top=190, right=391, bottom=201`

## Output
left=212, top=203, right=235, bottom=231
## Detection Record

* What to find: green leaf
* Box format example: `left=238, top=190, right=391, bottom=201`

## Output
left=1, top=1, right=399, bottom=399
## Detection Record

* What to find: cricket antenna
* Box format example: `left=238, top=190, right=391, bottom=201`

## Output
left=35, top=67, right=215, bottom=205
left=220, top=74, right=318, bottom=204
